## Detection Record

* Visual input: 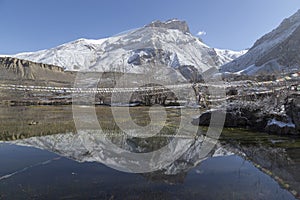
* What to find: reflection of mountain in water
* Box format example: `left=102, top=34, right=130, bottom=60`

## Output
left=5, top=128, right=300, bottom=196
left=231, top=143, right=300, bottom=196
left=10, top=130, right=232, bottom=180
left=219, top=130, right=300, bottom=197
left=2, top=127, right=300, bottom=199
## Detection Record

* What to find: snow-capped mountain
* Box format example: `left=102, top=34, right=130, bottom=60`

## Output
left=13, top=19, right=245, bottom=81
left=221, top=9, right=300, bottom=76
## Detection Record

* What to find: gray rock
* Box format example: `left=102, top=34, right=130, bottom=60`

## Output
left=145, top=19, right=190, bottom=34
left=193, top=97, right=299, bottom=135
left=285, top=96, right=300, bottom=132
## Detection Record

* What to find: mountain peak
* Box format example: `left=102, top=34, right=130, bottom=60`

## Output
left=285, top=9, right=300, bottom=23
left=145, top=19, right=190, bottom=33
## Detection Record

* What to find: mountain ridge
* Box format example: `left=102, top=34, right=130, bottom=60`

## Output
left=220, top=9, right=300, bottom=76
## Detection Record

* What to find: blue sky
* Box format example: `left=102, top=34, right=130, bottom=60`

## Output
left=1, top=0, right=300, bottom=54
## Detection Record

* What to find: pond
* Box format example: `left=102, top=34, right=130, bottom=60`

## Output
left=0, top=105, right=299, bottom=200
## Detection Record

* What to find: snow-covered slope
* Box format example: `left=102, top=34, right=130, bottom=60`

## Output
left=211, top=48, right=247, bottom=66
left=13, top=19, right=245, bottom=81
left=221, top=9, right=300, bottom=76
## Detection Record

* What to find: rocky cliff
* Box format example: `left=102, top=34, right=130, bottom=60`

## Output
left=0, top=57, right=73, bottom=82
left=145, top=19, right=190, bottom=33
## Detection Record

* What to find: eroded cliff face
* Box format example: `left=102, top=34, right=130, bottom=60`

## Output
left=0, top=57, right=73, bottom=82
left=145, top=19, right=191, bottom=33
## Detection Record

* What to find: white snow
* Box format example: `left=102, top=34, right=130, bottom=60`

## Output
left=212, top=146, right=234, bottom=157
left=166, top=19, right=181, bottom=24
left=232, top=59, right=285, bottom=76
left=214, top=48, right=247, bottom=66
left=267, top=118, right=295, bottom=128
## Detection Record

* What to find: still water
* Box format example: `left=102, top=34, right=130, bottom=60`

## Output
left=0, top=105, right=299, bottom=200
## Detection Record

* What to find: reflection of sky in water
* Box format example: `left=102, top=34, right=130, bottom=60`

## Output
left=0, top=143, right=296, bottom=200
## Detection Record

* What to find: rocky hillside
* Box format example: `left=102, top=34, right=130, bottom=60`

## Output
left=221, top=9, right=300, bottom=76
left=0, top=57, right=74, bottom=82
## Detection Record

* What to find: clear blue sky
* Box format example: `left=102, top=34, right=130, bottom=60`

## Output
left=1, top=0, right=300, bottom=54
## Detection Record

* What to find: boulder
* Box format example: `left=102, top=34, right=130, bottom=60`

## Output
left=192, top=99, right=299, bottom=135
left=192, top=110, right=249, bottom=128
left=265, top=118, right=296, bottom=135
left=285, top=96, right=300, bottom=133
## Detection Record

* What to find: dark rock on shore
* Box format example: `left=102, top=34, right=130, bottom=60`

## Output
left=192, top=104, right=268, bottom=131
left=193, top=95, right=300, bottom=135
left=192, top=109, right=249, bottom=128
left=285, top=95, right=300, bottom=133
left=265, top=114, right=296, bottom=135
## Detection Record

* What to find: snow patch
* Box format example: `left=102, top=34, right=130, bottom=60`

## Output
left=267, top=118, right=295, bottom=128
left=212, top=147, right=234, bottom=157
